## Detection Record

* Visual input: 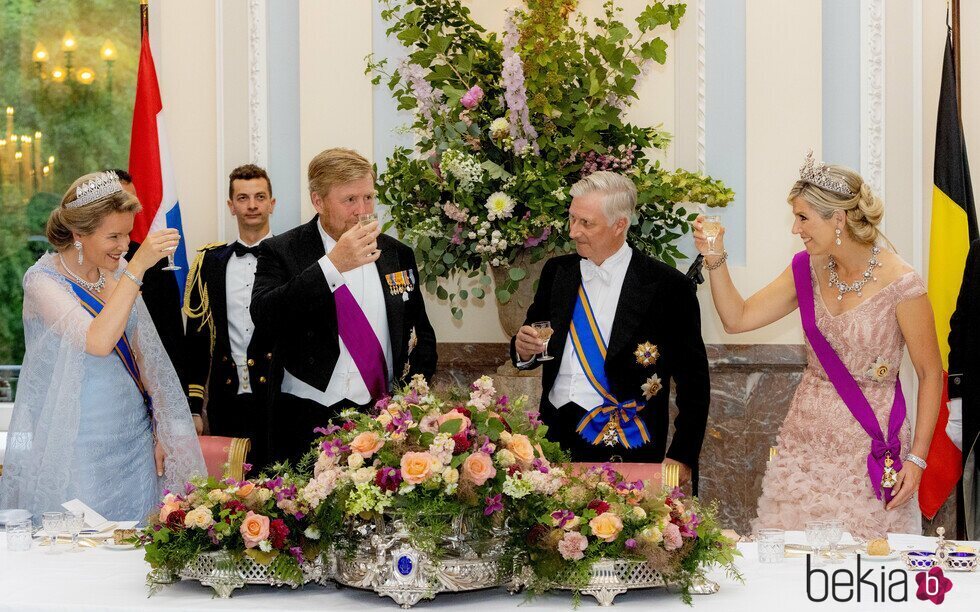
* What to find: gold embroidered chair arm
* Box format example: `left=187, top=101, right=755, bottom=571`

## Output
left=225, top=437, right=251, bottom=481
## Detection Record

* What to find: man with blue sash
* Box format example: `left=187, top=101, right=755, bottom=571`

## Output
left=512, top=171, right=710, bottom=489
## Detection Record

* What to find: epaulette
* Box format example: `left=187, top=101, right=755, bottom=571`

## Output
left=197, top=241, right=227, bottom=252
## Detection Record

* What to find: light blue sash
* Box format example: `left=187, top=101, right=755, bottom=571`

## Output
left=66, top=280, right=153, bottom=414
left=570, top=285, right=650, bottom=448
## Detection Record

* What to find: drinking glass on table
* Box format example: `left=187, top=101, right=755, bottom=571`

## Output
left=702, top=215, right=722, bottom=255
left=41, top=511, right=64, bottom=552
left=805, top=520, right=829, bottom=565
left=6, top=519, right=33, bottom=552
left=66, top=511, right=85, bottom=552
left=531, top=321, right=555, bottom=361
left=824, top=519, right=844, bottom=562
left=756, top=528, right=785, bottom=563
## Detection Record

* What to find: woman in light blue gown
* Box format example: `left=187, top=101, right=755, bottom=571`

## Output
left=0, top=171, right=205, bottom=522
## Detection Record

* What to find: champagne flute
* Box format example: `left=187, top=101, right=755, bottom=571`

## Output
left=531, top=321, right=555, bottom=361
left=702, top=215, right=722, bottom=255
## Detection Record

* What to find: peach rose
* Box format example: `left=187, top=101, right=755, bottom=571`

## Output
left=507, top=433, right=535, bottom=465
left=240, top=511, right=270, bottom=548
left=461, top=452, right=497, bottom=486
left=437, top=409, right=471, bottom=434
left=589, top=512, right=624, bottom=543
left=401, top=451, right=436, bottom=485
left=184, top=506, right=215, bottom=529
left=350, top=431, right=385, bottom=458
left=236, top=482, right=256, bottom=498
left=159, top=501, right=182, bottom=523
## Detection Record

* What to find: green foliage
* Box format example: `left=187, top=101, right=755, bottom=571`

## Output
left=371, top=0, right=733, bottom=316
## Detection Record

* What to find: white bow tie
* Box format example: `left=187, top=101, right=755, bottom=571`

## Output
left=581, top=259, right=611, bottom=284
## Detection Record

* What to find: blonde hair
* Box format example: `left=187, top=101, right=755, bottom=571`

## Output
left=787, top=165, right=884, bottom=246
left=45, top=173, right=141, bottom=249
left=569, top=171, right=637, bottom=224
left=307, top=148, right=375, bottom=198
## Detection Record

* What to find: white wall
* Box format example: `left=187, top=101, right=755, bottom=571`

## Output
left=150, top=0, right=980, bottom=346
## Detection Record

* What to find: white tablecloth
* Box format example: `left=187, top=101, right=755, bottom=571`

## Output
left=1, top=532, right=978, bottom=611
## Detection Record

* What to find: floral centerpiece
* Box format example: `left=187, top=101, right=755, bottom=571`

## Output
left=516, top=464, right=742, bottom=604
left=302, top=374, right=567, bottom=559
left=140, top=472, right=323, bottom=587
left=369, top=0, right=733, bottom=318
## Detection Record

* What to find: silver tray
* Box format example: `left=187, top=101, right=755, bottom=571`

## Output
left=149, top=550, right=327, bottom=598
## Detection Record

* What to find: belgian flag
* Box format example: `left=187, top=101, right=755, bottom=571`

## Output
left=921, top=28, right=977, bottom=519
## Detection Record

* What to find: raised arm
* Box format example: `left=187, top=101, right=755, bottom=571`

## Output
left=692, top=216, right=799, bottom=333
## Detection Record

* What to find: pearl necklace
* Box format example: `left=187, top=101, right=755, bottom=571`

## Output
left=827, top=245, right=881, bottom=301
left=59, top=254, right=106, bottom=293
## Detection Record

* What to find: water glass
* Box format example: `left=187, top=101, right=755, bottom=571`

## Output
left=66, top=511, right=85, bottom=552
left=824, top=519, right=844, bottom=562
left=41, top=511, right=64, bottom=552
left=757, top=528, right=785, bottom=563
left=6, top=519, right=33, bottom=552
left=805, top=520, right=829, bottom=565
left=358, top=212, right=378, bottom=227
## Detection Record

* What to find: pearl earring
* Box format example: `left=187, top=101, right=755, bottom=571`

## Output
left=74, top=240, right=84, bottom=265
left=835, top=228, right=842, bottom=246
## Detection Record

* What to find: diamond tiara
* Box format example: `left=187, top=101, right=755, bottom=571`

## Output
left=66, top=171, right=124, bottom=209
left=798, top=150, right=855, bottom=197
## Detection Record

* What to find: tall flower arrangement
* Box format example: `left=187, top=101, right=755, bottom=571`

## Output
left=369, top=0, right=733, bottom=318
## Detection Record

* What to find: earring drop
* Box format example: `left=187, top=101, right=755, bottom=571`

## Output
left=74, top=240, right=84, bottom=265
left=835, top=228, right=842, bottom=246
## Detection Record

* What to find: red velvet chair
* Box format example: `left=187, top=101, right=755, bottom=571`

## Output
left=198, top=436, right=251, bottom=481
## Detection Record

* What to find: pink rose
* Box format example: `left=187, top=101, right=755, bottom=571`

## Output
left=460, top=85, right=484, bottom=109
left=419, top=413, right=441, bottom=434
left=350, top=431, right=385, bottom=458
left=401, top=451, right=437, bottom=485
left=461, top=452, right=497, bottom=486
left=663, top=522, right=683, bottom=551
left=558, top=531, right=589, bottom=561
left=240, top=511, right=270, bottom=548
left=437, top=409, right=471, bottom=434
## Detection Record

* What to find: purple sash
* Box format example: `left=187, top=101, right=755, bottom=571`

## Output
left=334, top=284, right=388, bottom=401
left=791, top=251, right=904, bottom=502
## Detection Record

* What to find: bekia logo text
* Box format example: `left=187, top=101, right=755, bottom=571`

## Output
left=806, top=555, right=953, bottom=604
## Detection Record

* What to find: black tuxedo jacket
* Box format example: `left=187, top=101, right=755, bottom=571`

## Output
left=126, top=242, right=186, bottom=383
left=510, top=250, right=710, bottom=470
left=947, top=238, right=980, bottom=537
left=183, top=243, right=276, bottom=411
left=250, top=216, right=437, bottom=401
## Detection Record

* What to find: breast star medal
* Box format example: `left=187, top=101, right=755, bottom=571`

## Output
left=641, top=374, right=663, bottom=400
left=881, top=452, right=898, bottom=490
left=634, top=342, right=659, bottom=367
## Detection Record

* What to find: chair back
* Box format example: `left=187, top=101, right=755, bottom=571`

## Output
left=198, top=436, right=251, bottom=481
left=572, top=462, right=663, bottom=485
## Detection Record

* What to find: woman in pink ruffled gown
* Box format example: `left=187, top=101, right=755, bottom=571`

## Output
left=692, top=153, right=942, bottom=539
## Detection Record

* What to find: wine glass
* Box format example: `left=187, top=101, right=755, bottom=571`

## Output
left=824, top=519, right=844, bottom=562
left=66, top=511, right=85, bottom=552
left=531, top=321, right=554, bottom=361
left=805, top=520, right=828, bottom=565
left=358, top=212, right=378, bottom=227
left=161, top=243, right=181, bottom=271
left=702, top=215, right=722, bottom=255
left=41, top=511, right=64, bottom=552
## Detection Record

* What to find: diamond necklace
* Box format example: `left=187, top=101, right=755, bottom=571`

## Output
left=59, top=253, right=106, bottom=293
left=826, top=245, right=880, bottom=301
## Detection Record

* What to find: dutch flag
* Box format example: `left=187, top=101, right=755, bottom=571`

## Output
left=128, top=30, right=188, bottom=301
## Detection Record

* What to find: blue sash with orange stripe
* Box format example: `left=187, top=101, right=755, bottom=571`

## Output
left=570, top=285, right=650, bottom=449
left=66, top=279, right=153, bottom=413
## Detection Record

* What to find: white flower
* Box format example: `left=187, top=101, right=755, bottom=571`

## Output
left=258, top=540, right=272, bottom=553
left=443, top=467, right=459, bottom=485
left=348, top=453, right=365, bottom=469
left=632, top=506, right=647, bottom=520
left=496, top=449, right=517, bottom=468
left=489, top=117, right=510, bottom=140
left=304, top=526, right=321, bottom=540
left=351, top=467, right=377, bottom=485
left=486, top=192, right=516, bottom=221
left=503, top=473, right=533, bottom=499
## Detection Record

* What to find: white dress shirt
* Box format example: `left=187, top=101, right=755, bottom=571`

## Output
left=280, top=222, right=393, bottom=405
left=226, top=232, right=272, bottom=394
left=548, top=241, right=633, bottom=412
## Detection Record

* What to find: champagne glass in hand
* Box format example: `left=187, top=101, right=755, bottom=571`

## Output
left=702, top=215, right=722, bottom=255
left=531, top=321, right=554, bottom=361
